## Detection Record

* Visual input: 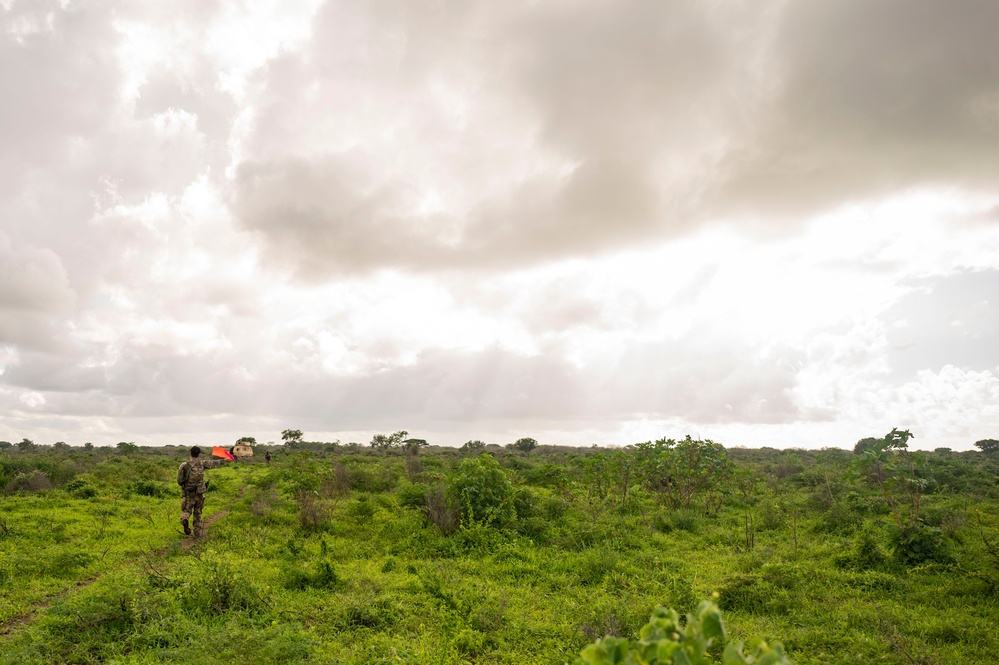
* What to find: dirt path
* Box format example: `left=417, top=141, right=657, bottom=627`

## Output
left=0, top=487, right=247, bottom=637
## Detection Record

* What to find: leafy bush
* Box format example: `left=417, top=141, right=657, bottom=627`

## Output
left=5, top=470, right=53, bottom=493
left=65, top=478, right=98, bottom=499
left=834, top=529, right=888, bottom=570
left=350, top=465, right=399, bottom=493
left=512, top=488, right=537, bottom=519
left=634, top=436, right=732, bottom=513
left=893, top=525, right=950, bottom=566
left=131, top=480, right=165, bottom=497
left=523, top=462, right=572, bottom=490
left=813, top=503, right=857, bottom=535
left=398, top=482, right=429, bottom=509
left=758, top=501, right=785, bottom=531
left=294, top=490, right=331, bottom=532
left=574, top=600, right=791, bottom=665
left=348, top=497, right=377, bottom=521
left=426, top=485, right=459, bottom=534
left=541, top=495, right=567, bottom=521
left=447, top=454, right=515, bottom=527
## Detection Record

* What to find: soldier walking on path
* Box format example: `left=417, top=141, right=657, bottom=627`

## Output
left=177, top=446, right=232, bottom=538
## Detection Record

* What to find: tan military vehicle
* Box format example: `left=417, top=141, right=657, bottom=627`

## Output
left=232, top=441, right=254, bottom=458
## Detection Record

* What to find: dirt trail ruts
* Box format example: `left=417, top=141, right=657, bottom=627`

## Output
left=0, top=486, right=248, bottom=637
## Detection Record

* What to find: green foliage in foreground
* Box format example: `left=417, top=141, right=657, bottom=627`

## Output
left=576, top=601, right=790, bottom=665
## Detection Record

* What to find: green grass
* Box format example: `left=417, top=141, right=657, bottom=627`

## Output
left=2, top=446, right=999, bottom=663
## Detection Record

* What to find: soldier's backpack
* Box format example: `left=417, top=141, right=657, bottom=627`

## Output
left=181, top=459, right=205, bottom=492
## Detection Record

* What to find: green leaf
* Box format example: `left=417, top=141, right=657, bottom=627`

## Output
left=701, top=609, right=725, bottom=640
left=672, top=649, right=693, bottom=665
left=722, top=643, right=751, bottom=665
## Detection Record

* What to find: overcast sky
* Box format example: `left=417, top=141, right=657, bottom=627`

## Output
left=2, top=0, right=998, bottom=450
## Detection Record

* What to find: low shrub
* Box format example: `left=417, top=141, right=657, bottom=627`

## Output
left=577, top=548, right=620, bottom=586
left=654, top=509, right=701, bottom=534
left=512, top=488, right=537, bottom=519
left=294, top=490, right=331, bottom=532
left=447, top=454, right=515, bottom=527
left=397, top=482, right=428, bottom=510
left=351, top=466, right=399, bottom=493
left=65, top=478, right=98, bottom=499
left=425, top=486, right=459, bottom=535
left=813, top=502, right=857, bottom=535
left=177, top=559, right=264, bottom=616
left=131, top=480, right=165, bottom=497
left=47, top=550, right=95, bottom=577
left=5, top=470, right=53, bottom=493
left=282, top=560, right=344, bottom=591
left=834, top=528, right=889, bottom=570
left=347, top=497, right=377, bottom=521
left=758, top=500, right=785, bottom=531
left=893, top=525, right=951, bottom=566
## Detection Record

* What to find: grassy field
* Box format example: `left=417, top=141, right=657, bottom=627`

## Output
left=2, top=441, right=999, bottom=664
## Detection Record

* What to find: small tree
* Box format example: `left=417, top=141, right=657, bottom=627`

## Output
left=851, top=428, right=926, bottom=529
left=975, top=439, right=999, bottom=453
left=281, top=429, right=304, bottom=446
left=459, top=440, right=486, bottom=453
left=0, top=441, right=13, bottom=450
left=853, top=437, right=881, bottom=455
left=237, top=436, right=257, bottom=444
left=117, top=441, right=139, bottom=454
left=634, top=436, right=732, bottom=513
left=851, top=428, right=950, bottom=565
left=17, top=438, right=35, bottom=452
left=53, top=441, right=71, bottom=452
left=83, top=442, right=94, bottom=451
left=371, top=430, right=408, bottom=452
left=509, top=437, right=538, bottom=453
left=402, top=438, right=428, bottom=455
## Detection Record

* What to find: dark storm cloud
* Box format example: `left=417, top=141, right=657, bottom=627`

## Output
left=232, top=0, right=999, bottom=278
left=884, top=270, right=999, bottom=376
left=717, top=0, right=999, bottom=217
left=231, top=0, right=747, bottom=276
left=233, top=156, right=444, bottom=276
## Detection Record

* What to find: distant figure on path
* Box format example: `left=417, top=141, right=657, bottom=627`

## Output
left=265, top=451, right=271, bottom=465
left=177, top=446, right=231, bottom=538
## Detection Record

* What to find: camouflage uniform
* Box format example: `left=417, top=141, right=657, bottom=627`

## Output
left=178, top=456, right=228, bottom=538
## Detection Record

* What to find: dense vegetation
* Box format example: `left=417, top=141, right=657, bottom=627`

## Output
left=2, top=433, right=999, bottom=664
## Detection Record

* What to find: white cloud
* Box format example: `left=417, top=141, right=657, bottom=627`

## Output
left=2, top=0, right=999, bottom=449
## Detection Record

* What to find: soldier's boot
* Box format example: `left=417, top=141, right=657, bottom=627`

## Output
left=193, top=518, right=204, bottom=540
left=181, top=517, right=191, bottom=535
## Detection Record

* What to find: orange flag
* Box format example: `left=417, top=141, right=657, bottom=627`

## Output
left=212, top=446, right=235, bottom=461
